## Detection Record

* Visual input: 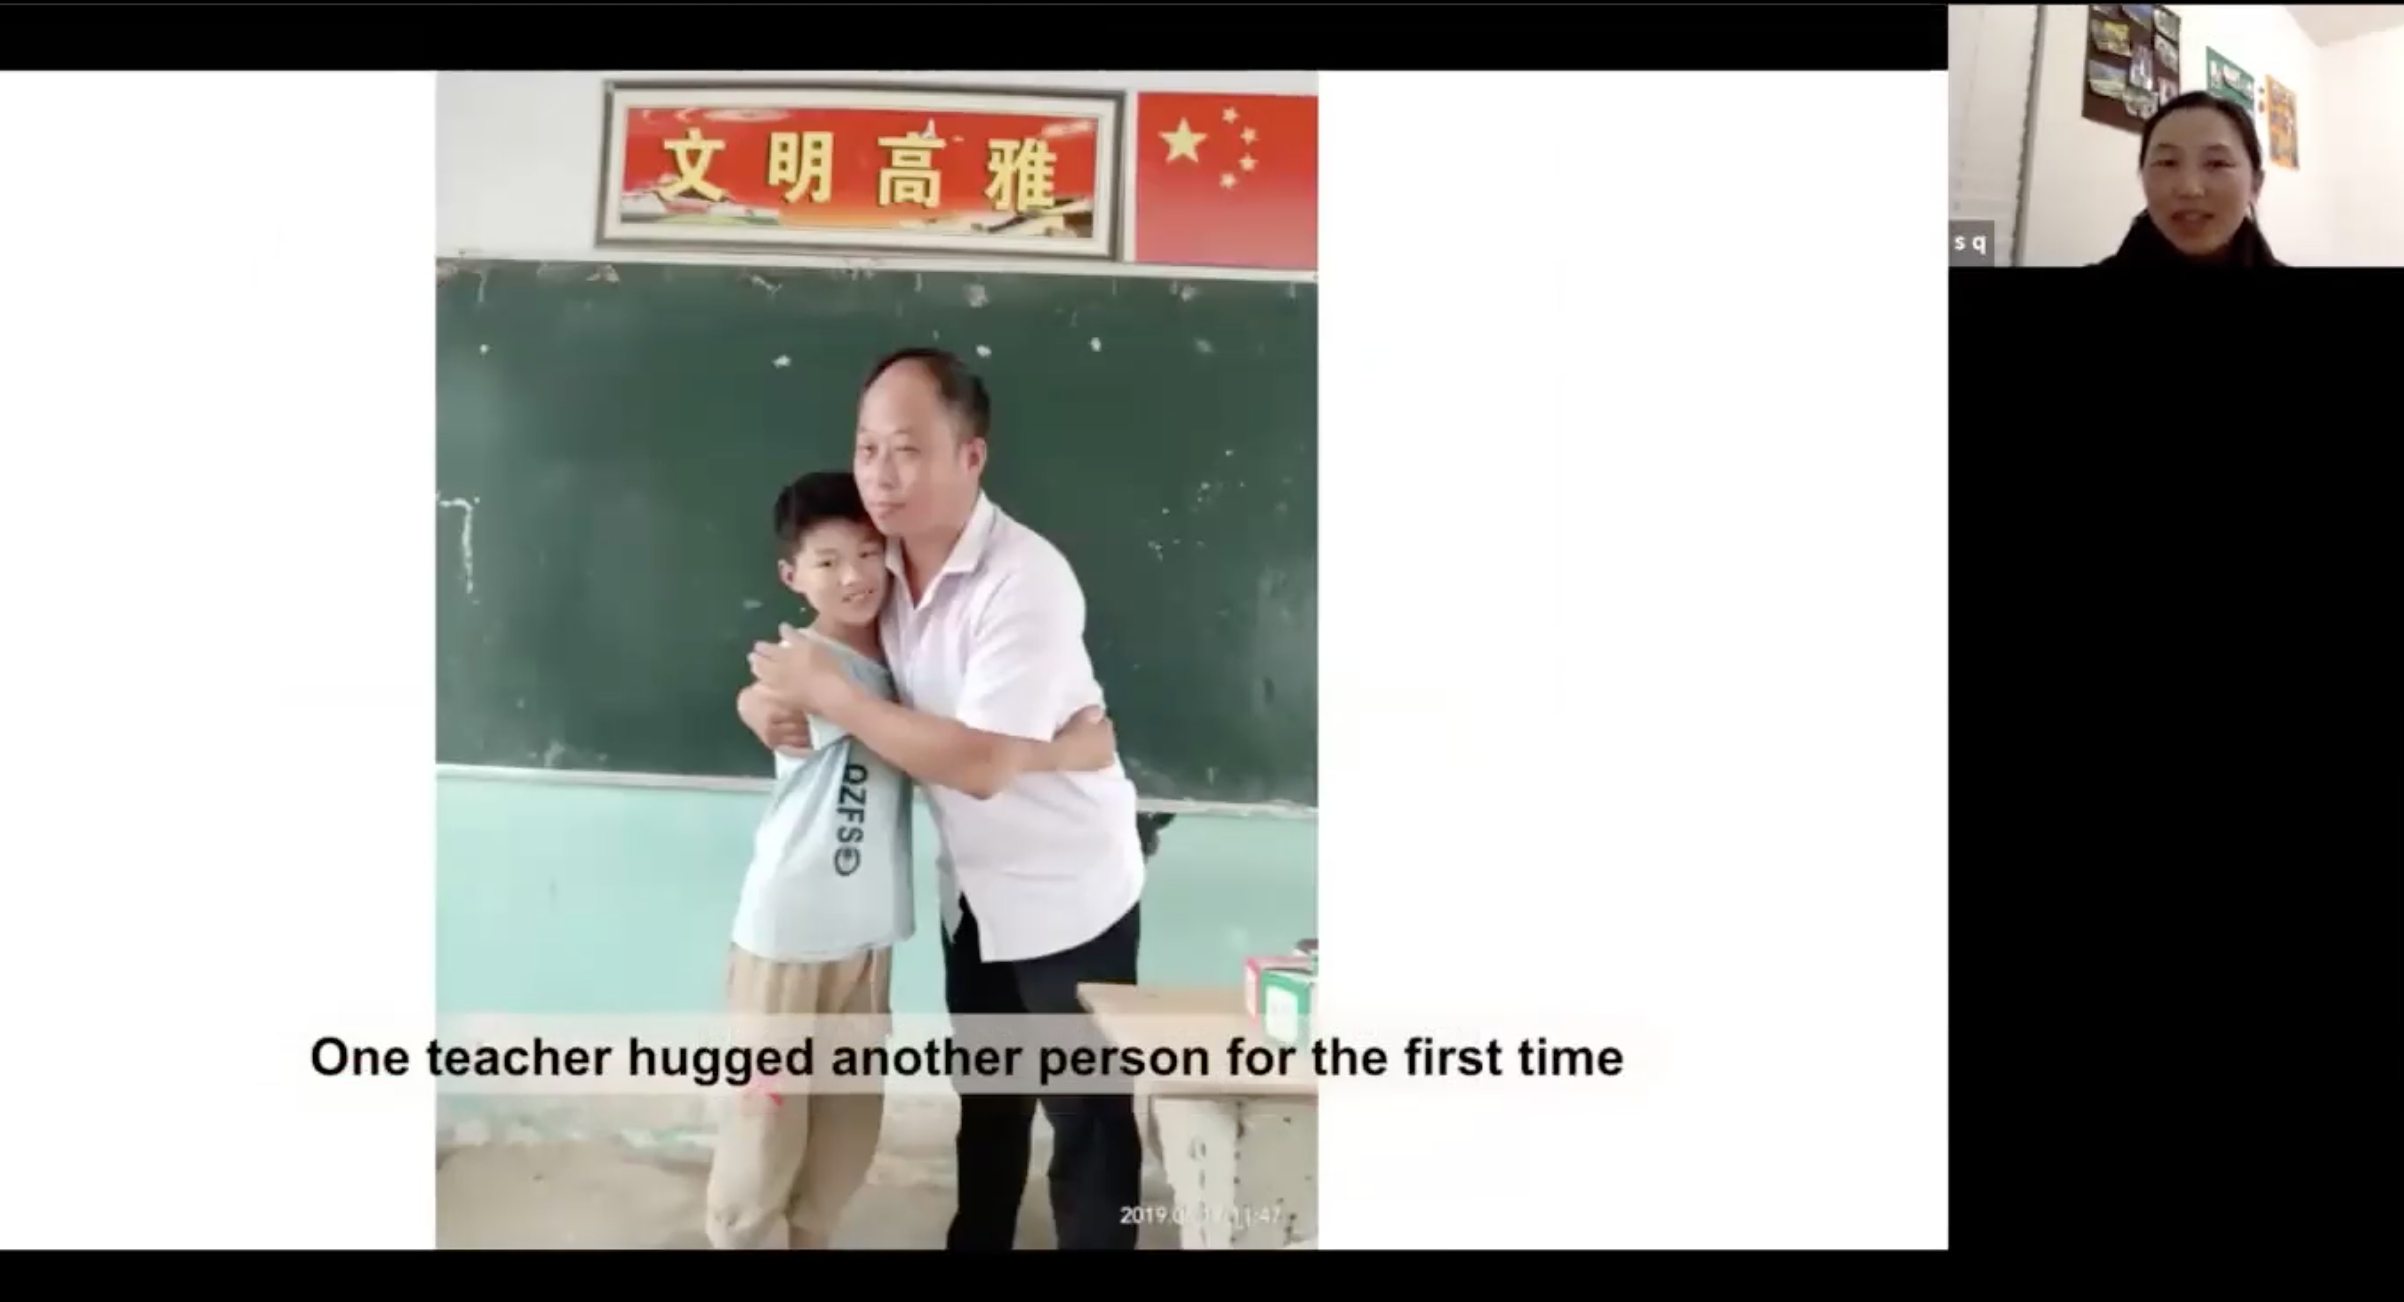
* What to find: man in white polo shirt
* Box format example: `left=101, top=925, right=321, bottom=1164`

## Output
left=743, top=348, right=1146, bottom=1251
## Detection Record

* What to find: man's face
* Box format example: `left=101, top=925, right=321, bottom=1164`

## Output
left=854, top=361, right=983, bottom=541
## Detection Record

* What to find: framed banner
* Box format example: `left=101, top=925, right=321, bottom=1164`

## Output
left=598, top=82, right=1123, bottom=259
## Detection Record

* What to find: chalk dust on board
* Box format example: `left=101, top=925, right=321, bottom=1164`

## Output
left=437, top=496, right=478, bottom=595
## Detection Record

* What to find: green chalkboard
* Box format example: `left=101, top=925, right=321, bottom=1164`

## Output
left=436, top=259, right=1316, bottom=807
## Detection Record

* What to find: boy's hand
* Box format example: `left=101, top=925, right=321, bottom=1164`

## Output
left=1050, top=705, right=1117, bottom=772
left=738, top=684, right=812, bottom=753
left=749, top=624, right=852, bottom=711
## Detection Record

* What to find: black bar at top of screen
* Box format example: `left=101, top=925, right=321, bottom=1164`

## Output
left=2, top=6, right=1948, bottom=76
left=1330, top=5, right=1950, bottom=73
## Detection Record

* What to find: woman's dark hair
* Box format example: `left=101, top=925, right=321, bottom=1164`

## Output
left=2108, top=91, right=2283, bottom=267
left=2141, top=91, right=2265, bottom=176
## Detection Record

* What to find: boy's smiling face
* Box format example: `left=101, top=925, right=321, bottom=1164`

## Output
left=779, top=516, right=888, bottom=629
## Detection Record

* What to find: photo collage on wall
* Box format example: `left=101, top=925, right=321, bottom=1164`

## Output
left=2084, top=3, right=2182, bottom=133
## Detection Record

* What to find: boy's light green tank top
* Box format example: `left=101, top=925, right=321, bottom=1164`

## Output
left=728, top=629, right=914, bottom=963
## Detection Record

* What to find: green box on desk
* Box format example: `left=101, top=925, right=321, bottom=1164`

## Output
left=1258, top=968, right=1315, bottom=1049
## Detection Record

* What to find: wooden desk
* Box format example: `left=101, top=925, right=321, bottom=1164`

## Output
left=1078, top=982, right=1318, bottom=1249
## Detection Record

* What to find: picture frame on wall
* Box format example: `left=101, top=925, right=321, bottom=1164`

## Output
left=594, top=81, right=1125, bottom=261
left=2266, top=76, right=2297, bottom=169
left=2082, top=5, right=2181, bottom=134
left=2206, top=47, right=2256, bottom=114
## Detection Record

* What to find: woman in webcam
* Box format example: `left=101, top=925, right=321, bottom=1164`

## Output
left=2095, top=91, right=2286, bottom=267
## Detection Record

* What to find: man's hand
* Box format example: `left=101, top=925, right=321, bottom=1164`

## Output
left=737, top=683, right=813, bottom=753
left=1048, top=706, right=1118, bottom=772
left=748, top=624, right=855, bottom=713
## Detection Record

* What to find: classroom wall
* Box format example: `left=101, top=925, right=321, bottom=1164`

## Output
left=2022, top=5, right=2330, bottom=266
left=438, top=70, right=1317, bottom=272
left=435, top=775, right=1317, bottom=1018
left=433, top=774, right=1317, bottom=1144
left=434, top=71, right=1321, bottom=1044
left=2319, top=23, right=2404, bottom=265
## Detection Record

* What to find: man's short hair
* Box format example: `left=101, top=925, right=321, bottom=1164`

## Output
left=862, top=346, right=991, bottom=446
left=772, top=470, right=872, bottom=558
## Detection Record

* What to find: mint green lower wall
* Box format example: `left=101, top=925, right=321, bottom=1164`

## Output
left=436, top=774, right=1317, bottom=1017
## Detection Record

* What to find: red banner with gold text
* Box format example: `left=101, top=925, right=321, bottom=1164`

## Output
left=600, top=87, right=1121, bottom=259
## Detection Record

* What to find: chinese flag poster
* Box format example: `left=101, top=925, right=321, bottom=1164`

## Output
left=1131, top=92, right=1316, bottom=271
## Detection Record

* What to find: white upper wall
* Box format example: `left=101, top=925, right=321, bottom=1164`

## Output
left=438, top=71, right=1316, bottom=272
left=2283, top=4, right=2404, bottom=47
left=2318, top=23, right=2404, bottom=265
left=2022, top=5, right=2327, bottom=265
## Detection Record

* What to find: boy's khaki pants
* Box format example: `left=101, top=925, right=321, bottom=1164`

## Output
left=704, top=943, right=891, bottom=1249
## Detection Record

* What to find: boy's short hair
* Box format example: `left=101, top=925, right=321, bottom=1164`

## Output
left=772, top=471, right=874, bottom=558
